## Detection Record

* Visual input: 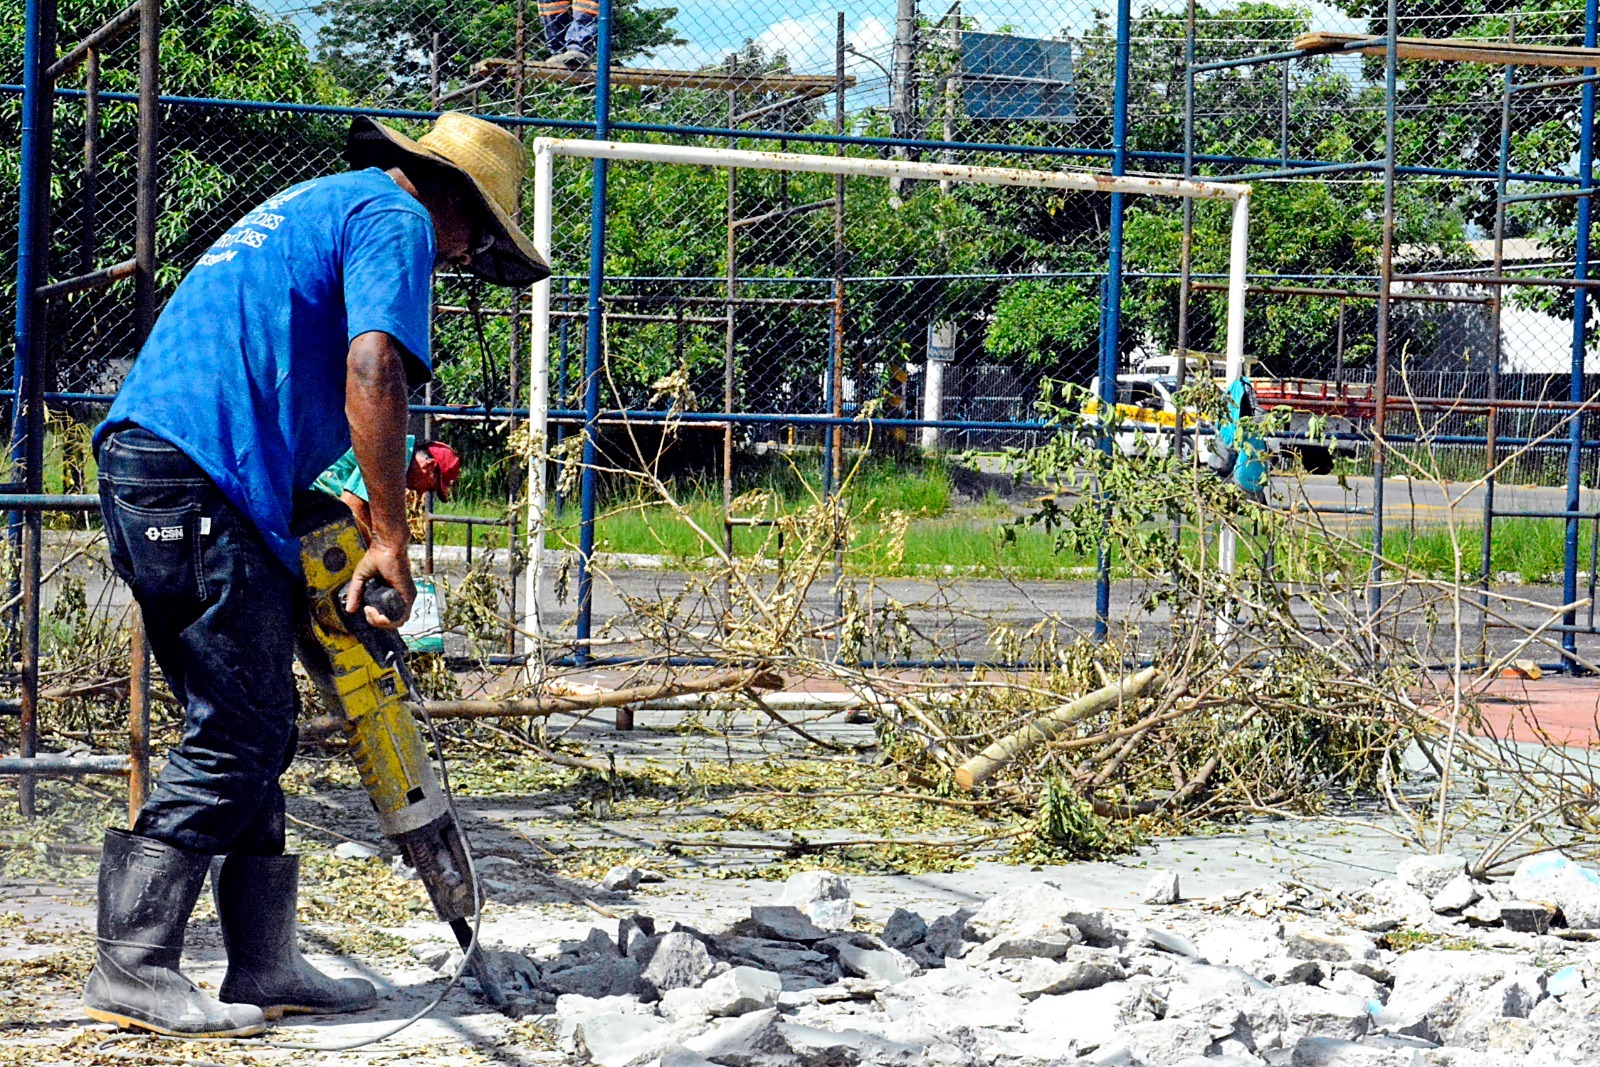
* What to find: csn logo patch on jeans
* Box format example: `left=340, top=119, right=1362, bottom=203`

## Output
left=145, top=525, right=185, bottom=542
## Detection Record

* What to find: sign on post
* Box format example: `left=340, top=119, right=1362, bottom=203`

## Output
left=401, top=575, right=445, bottom=654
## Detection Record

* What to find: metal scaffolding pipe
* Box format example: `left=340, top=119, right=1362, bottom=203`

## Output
left=47, top=1, right=138, bottom=79
left=0, top=755, right=132, bottom=776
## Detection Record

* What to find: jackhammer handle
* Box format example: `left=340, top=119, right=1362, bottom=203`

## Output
left=362, top=580, right=408, bottom=625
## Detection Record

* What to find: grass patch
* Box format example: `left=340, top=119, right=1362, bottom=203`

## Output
left=1381, top=929, right=1479, bottom=953
left=1382, top=518, right=1597, bottom=581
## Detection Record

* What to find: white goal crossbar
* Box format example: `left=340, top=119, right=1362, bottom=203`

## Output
left=520, top=138, right=1253, bottom=649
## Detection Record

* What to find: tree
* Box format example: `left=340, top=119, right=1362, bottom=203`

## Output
left=1335, top=0, right=1596, bottom=337
left=314, top=0, right=685, bottom=105
left=0, top=0, right=343, bottom=394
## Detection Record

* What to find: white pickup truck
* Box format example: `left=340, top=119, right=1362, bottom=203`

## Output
left=1083, top=354, right=1358, bottom=474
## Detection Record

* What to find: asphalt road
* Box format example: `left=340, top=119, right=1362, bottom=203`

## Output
left=41, top=470, right=1600, bottom=673
left=540, top=564, right=1600, bottom=668
left=1285, top=473, right=1600, bottom=534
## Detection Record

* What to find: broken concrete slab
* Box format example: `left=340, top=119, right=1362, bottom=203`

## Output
left=548, top=957, right=643, bottom=999
left=1248, top=956, right=1327, bottom=987
left=966, top=914, right=1083, bottom=962
left=600, top=865, right=643, bottom=893
left=776, top=870, right=855, bottom=932
left=696, top=966, right=782, bottom=1016
left=777, top=870, right=851, bottom=907
left=966, top=884, right=1115, bottom=948
left=680, top=1008, right=795, bottom=1066
left=917, top=908, right=974, bottom=962
left=641, top=931, right=714, bottom=996
left=1273, top=984, right=1374, bottom=1043
left=1288, top=1036, right=1424, bottom=1066
left=555, top=992, right=655, bottom=1045
left=744, top=905, right=829, bottom=943
left=1006, top=949, right=1127, bottom=999
left=1499, top=900, right=1555, bottom=935
left=1374, top=949, right=1542, bottom=1044
left=834, top=942, right=919, bottom=985
left=575, top=1013, right=677, bottom=1067
left=1284, top=929, right=1381, bottom=965
left=1510, top=854, right=1600, bottom=929
left=1141, top=926, right=1201, bottom=958
left=880, top=907, right=927, bottom=950
left=1395, top=855, right=1468, bottom=899
left=1429, top=876, right=1483, bottom=916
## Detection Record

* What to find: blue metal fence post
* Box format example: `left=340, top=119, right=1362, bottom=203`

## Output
left=575, top=0, right=613, bottom=665
left=1095, top=0, right=1132, bottom=643
left=1563, top=0, right=1598, bottom=671
left=11, top=0, right=55, bottom=818
left=10, top=0, right=53, bottom=590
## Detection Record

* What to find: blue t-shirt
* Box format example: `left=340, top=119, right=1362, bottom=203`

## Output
left=96, top=169, right=435, bottom=572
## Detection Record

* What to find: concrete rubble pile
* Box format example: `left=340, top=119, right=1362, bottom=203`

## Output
left=425, top=857, right=1600, bottom=1066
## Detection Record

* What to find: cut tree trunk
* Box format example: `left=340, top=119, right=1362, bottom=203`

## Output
left=954, top=666, right=1164, bottom=792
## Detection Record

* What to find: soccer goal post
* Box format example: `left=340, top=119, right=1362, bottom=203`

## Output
left=520, top=138, right=1253, bottom=649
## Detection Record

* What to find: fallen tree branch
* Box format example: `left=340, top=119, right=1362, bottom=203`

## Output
left=300, top=667, right=783, bottom=738
left=426, top=667, right=784, bottom=721
left=954, top=666, right=1165, bottom=792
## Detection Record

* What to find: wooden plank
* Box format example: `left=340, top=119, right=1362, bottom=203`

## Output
left=1293, top=31, right=1600, bottom=69
left=475, top=58, right=855, bottom=94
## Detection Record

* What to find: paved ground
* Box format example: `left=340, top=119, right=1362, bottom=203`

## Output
left=1286, top=474, right=1599, bottom=533
left=554, top=567, right=1600, bottom=667
left=0, top=702, right=1510, bottom=1066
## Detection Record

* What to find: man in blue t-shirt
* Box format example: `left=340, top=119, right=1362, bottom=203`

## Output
left=85, top=113, right=547, bottom=1038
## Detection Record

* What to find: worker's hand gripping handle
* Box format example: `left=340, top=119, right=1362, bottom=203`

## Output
left=360, top=580, right=408, bottom=628
left=334, top=578, right=408, bottom=632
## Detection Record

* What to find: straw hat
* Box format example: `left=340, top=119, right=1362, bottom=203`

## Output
left=344, top=112, right=550, bottom=287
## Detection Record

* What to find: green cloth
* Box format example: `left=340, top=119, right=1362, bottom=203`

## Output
left=311, top=435, right=416, bottom=502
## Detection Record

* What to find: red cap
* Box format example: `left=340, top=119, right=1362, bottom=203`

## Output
left=425, top=441, right=462, bottom=501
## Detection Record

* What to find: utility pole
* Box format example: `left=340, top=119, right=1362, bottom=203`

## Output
left=890, top=0, right=917, bottom=202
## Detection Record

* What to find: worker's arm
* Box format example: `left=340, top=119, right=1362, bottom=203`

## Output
left=339, top=491, right=375, bottom=543
left=343, top=330, right=416, bottom=628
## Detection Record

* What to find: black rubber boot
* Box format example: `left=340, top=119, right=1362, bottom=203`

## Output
left=83, top=829, right=267, bottom=1037
left=215, top=853, right=378, bottom=1019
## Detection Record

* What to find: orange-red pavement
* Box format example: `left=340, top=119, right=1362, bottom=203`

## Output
left=1465, top=675, right=1600, bottom=748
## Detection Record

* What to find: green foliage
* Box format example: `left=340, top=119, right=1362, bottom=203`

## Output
left=0, top=0, right=343, bottom=389
left=985, top=278, right=1101, bottom=369
left=1026, top=777, right=1113, bottom=859
left=314, top=0, right=684, bottom=103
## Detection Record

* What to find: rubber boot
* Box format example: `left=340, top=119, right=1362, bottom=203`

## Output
left=215, top=853, right=378, bottom=1019
left=83, top=829, right=267, bottom=1037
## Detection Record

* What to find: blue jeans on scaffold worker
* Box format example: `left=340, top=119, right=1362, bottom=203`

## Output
left=96, top=426, right=300, bottom=856
left=539, top=0, right=598, bottom=55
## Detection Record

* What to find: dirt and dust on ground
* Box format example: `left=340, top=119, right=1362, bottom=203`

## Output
left=7, top=687, right=1600, bottom=1067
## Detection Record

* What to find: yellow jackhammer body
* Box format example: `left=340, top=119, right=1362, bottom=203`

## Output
left=294, top=505, right=508, bottom=1011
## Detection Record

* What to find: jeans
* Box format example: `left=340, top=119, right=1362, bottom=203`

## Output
left=97, top=427, right=299, bottom=855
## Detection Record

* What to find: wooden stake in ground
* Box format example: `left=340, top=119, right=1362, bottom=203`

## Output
left=954, top=666, right=1164, bottom=792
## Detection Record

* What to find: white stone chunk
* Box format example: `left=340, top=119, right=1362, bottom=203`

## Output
left=1396, top=854, right=1469, bottom=898
left=1143, top=869, right=1182, bottom=905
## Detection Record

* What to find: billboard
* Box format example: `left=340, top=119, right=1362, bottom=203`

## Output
left=959, top=32, right=1074, bottom=121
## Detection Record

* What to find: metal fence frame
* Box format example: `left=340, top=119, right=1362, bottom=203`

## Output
left=8, top=0, right=1600, bottom=814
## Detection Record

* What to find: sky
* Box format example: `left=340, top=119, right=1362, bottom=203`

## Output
left=267, top=0, right=1370, bottom=113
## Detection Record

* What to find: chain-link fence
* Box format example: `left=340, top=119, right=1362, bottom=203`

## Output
left=7, top=0, right=1600, bottom=671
